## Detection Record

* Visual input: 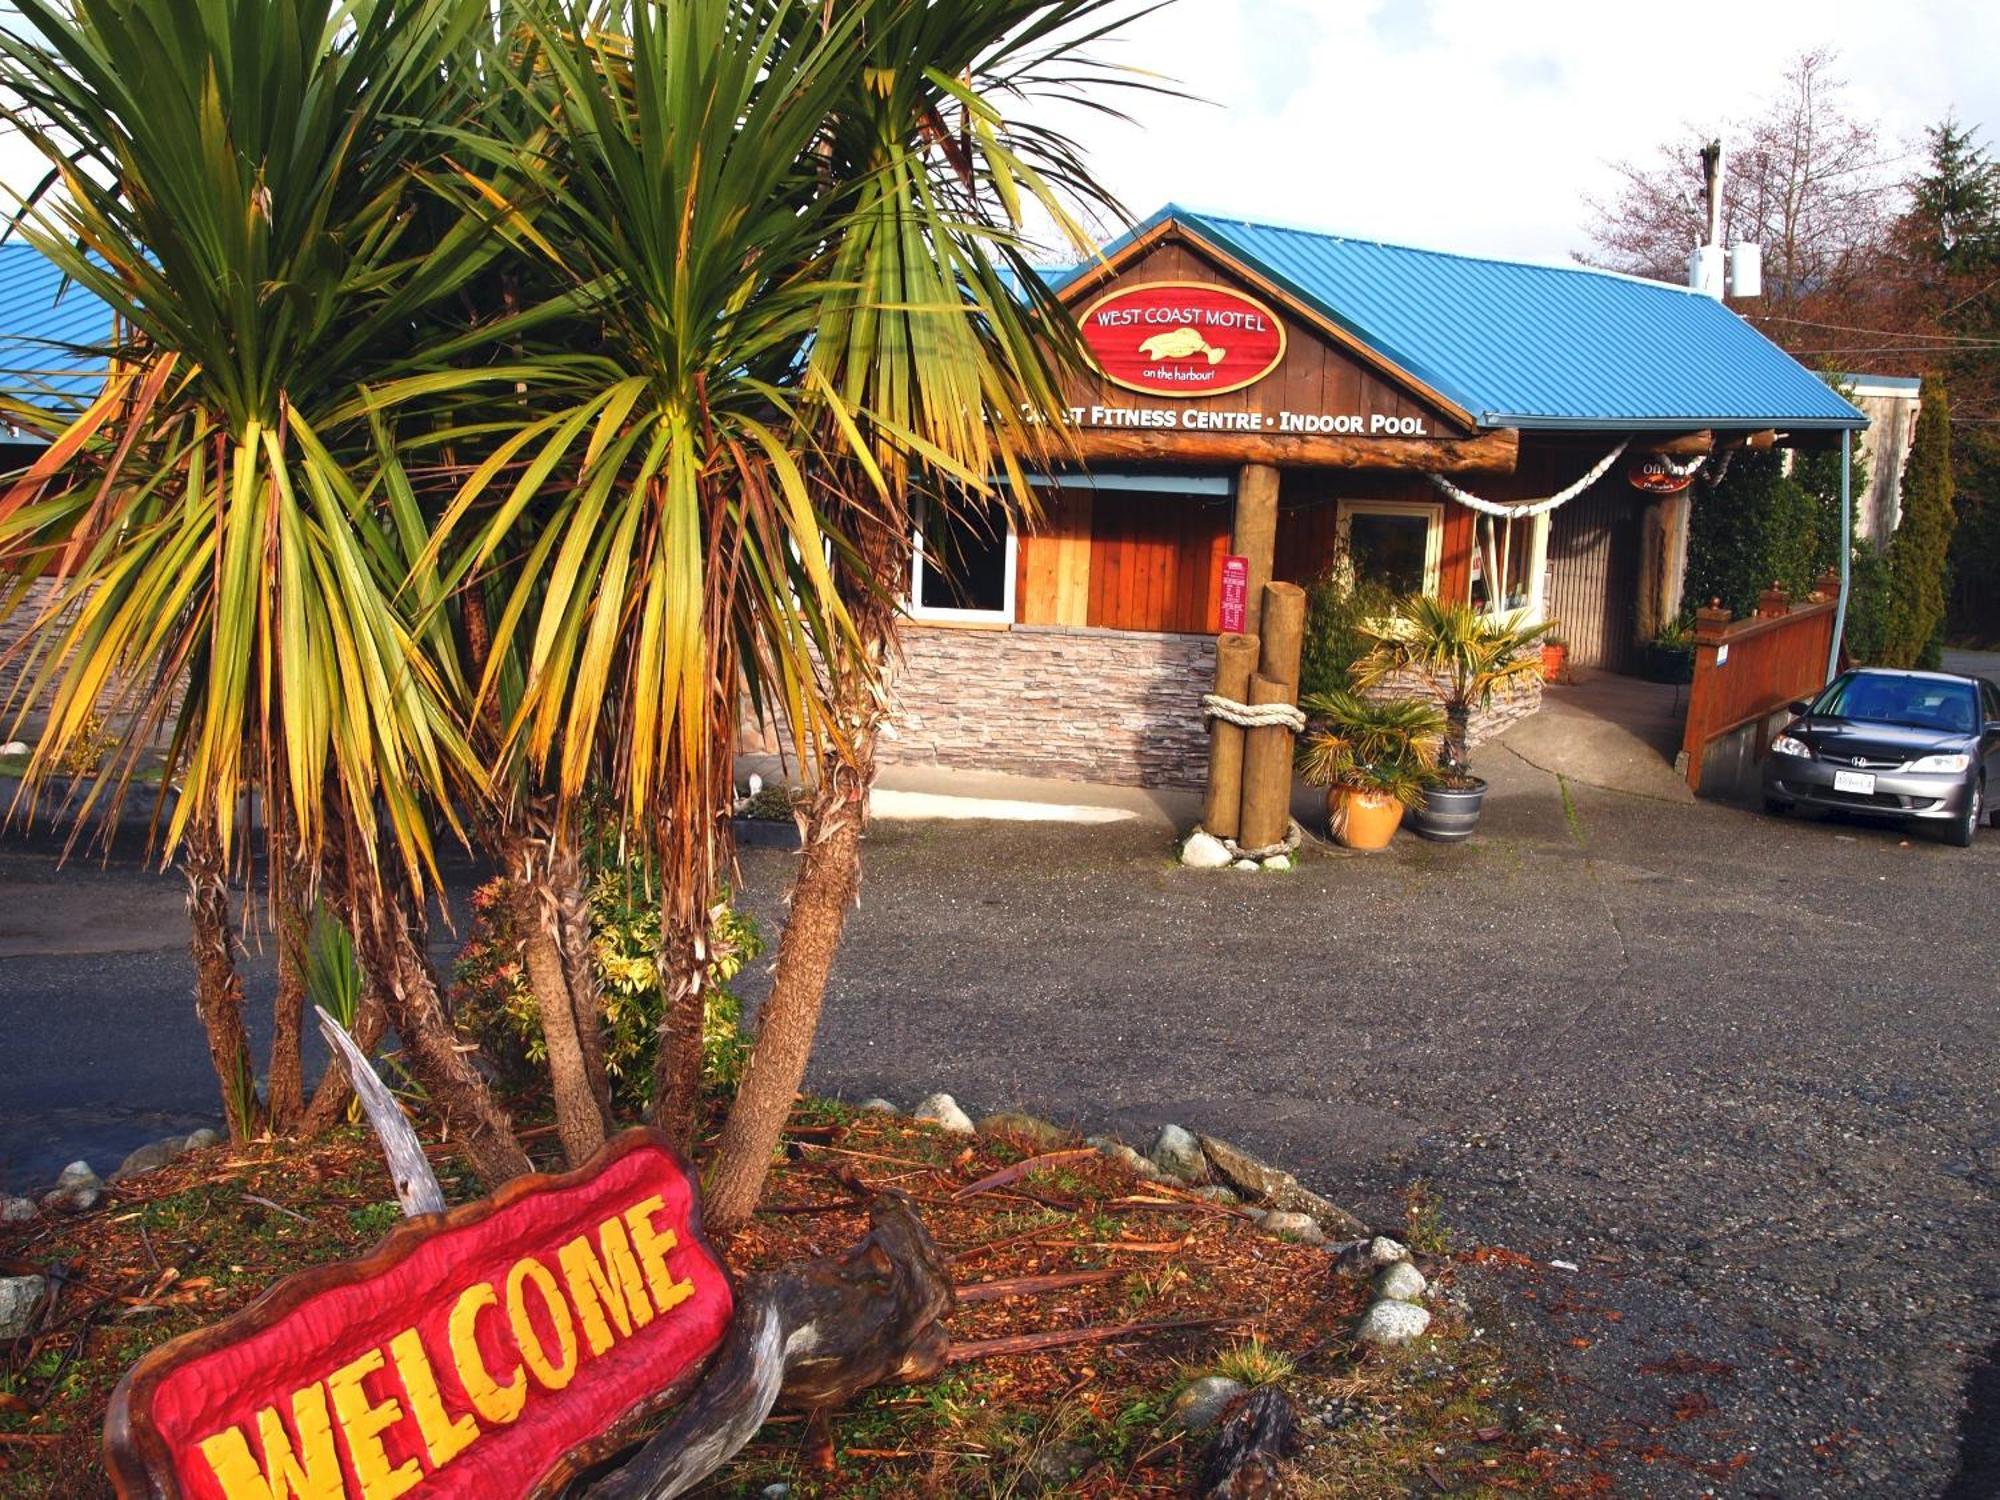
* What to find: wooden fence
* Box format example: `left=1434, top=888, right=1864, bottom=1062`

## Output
left=1678, top=571, right=1840, bottom=794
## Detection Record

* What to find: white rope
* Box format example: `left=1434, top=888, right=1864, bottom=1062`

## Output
left=1201, top=693, right=1307, bottom=732
left=1426, top=439, right=1631, bottom=518
left=1652, top=452, right=1706, bottom=478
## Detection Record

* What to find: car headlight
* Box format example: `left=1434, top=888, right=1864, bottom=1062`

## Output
left=1771, top=734, right=1812, bottom=758
left=1903, top=752, right=1970, bottom=774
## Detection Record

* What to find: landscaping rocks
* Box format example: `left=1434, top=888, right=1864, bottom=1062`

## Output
left=112, top=1136, right=186, bottom=1182
left=1261, top=853, right=1292, bottom=871
left=183, top=1127, right=222, bottom=1151
left=1179, top=831, right=1232, bottom=869
left=1197, top=1134, right=1368, bottom=1237
left=0, top=1196, right=34, bottom=1224
left=1373, top=1261, right=1428, bottom=1303
left=1357, top=1298, right=1431, bottom=1346
left=1088, top=1137, right=1167, bottom=1181
left=41, top=1161, right=103, bottom=1214
left=1332, top=1235, right=1410, bottom=1277
left=0, top=1275, right=46, bottom=1341
left=1185, top=1184, right=1241, bottom=1207
left=1256, top=1210, right=1325, bottom=1245
left=1149, top=1124, right=1206, bottom=1181
left=912, top=1092, right=975, bottom=1135
left=1170, top=1375, right=1247, bottom=1432
left=976, top=1112, right=1071, bottom=1150
left=856, top=1098, right=898, bottom=1115
left=1231, top=858, right=1260, bottom=871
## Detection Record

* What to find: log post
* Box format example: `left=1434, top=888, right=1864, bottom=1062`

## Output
left=1232, top=463, right=1280, bottom=637
left=1202, top=633, right=1260, bottom=840
left=1234, top=583, right=1308, bottom=851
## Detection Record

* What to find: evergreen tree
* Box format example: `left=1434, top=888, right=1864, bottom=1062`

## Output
left=1880, top=378, right=1956, bottom=667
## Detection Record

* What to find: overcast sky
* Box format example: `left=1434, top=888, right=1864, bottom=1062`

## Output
left=1043, top=0, right=2000, bottom=265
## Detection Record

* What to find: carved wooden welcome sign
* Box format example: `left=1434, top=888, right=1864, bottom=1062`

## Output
left=104, top=1131, right=732, bottom=1500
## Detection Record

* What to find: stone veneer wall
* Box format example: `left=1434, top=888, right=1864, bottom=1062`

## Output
left=882, top=624, right=1218, bottom=788
left=740, top=624, right=1545, bottom=791
left=1362, top=667, right=1544, bottom=750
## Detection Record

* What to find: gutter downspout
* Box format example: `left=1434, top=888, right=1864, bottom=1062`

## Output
left=1827, top=430, right=1851, bottom=682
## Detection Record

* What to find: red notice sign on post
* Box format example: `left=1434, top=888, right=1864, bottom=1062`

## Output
left=1220, top=554, right=1250, bottom=634
left=105, top=1130, right=732, bottom=1500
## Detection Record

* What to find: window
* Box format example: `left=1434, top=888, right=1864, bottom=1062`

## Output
left=1337, top=499, right=1442, bottom=597
left=910, top=497, right=1016, bottom=623
left=1813, top=672, right=1978, bottom=733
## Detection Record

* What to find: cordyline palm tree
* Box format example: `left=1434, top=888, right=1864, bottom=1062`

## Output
left=0, top=0, right=534, bottom=1183
left=1351, top=597, right=1552, bottom=773
left=701, top=0, right=1152, bottom=1228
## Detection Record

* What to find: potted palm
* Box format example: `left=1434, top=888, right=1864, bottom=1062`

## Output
left=1297, top=689, right=1444, bottom=851
left=1352, top=599, right=1552, bottom=842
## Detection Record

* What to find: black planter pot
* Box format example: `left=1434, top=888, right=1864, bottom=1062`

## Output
left=1410, top=778, right=1487, bottom=842
left=732, top=815, right=802, bottom=849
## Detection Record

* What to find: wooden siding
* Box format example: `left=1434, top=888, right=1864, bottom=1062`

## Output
left=1074, top=489, right=1233, bottom=634
left=1016, top=487, right=1094, bottom=626
left=1272, top=475, right=1476, bottom=602
left=1546, top=480, right=1644, bottom=671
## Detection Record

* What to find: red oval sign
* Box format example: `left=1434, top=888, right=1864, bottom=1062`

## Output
left=1628, top=454, right=1697, bottom=494
left=1077, top=281, right=1287, bottom=398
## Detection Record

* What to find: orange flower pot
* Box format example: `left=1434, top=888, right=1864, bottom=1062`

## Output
left=1328, top=787, right=1405, bottom=850
left=1539, top=642, right=1569, bottom=683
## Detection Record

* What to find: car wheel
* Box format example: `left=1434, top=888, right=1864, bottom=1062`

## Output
left=1943, top=778, right=1982, bottom=848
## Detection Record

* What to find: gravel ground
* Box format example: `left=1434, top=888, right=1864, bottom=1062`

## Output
left=731, top=743, right=2000, bottom=1498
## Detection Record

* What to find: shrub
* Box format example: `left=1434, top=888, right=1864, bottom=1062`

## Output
left=1298, top=556, right=1399, bottom=699
left=1842, top=545, right=1896, bottom=664
left=455, top=868, right=763, bottom=1110
left=1684, top=448, right=1819, bottom=618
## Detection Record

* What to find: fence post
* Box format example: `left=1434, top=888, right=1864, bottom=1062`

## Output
left=1679, top=600, right=1735, bottom=791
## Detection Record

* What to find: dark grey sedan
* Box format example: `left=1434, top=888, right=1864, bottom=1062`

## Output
left=1762, top=668, right=2000, bottom=847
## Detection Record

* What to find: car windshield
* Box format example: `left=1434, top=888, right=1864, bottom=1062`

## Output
left=1813, top=673, right=1977, bottom=733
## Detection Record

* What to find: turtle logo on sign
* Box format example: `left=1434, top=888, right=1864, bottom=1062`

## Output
left=1137, top=326, right=1226, bottom=365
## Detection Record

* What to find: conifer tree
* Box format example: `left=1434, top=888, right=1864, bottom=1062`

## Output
left=1881, top=378, right=1956, bottom=667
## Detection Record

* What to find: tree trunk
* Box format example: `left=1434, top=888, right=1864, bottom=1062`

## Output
left=1446, top=703, right=1472, bottom=772
left=300, top=987, right=386, bottom=1135
left=347, top=869, right=531, bottom=1190
left=183, top=820, right=259, bottom=1142
left=649, top=924, right=709, bottom=1155
left=265, top=846, right=312, bottom=1133
left=511, top=846, right=607, bottom=1169
left=551, top=823, right=614, bottom=1123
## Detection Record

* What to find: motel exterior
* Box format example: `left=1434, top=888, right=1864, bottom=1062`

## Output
left=859, top=206, right=1869, bottom=788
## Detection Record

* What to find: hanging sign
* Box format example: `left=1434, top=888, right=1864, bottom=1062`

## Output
left=104, top=1131, right=732, bottom=1500
left=1219, top=555, right=1250, bottom=634
left=1628, top=453, right=1697, bottom=494
left=1077, top=281, right=1287, bottom=398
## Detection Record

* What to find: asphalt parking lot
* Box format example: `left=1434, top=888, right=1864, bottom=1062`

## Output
left=3, top=677, right=1997, bottom=1496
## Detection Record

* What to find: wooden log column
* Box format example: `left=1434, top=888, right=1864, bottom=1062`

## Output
left=1202, top=632, right=1260, bottom=841
left=1236, top=582, right=1307, bottom=852
left=1232, top=462, right=1280, bottom=638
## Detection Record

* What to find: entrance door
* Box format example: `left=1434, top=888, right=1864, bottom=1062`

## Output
left=1546, top=484, right=1643, bottom=672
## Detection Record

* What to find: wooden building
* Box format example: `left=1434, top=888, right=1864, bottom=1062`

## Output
left=877, top=206, right=1867, bottom=787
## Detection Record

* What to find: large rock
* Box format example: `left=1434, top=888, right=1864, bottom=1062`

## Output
left=54, top=1160, right=100, bottom=1193
left=183, top=1127, right=222, bottom=1151
left=42, top=1160, right=104, bottom=1215
left=1373, top=1261, right=1428, bottom=1303
left=1179, top=832, right=1232, bottom=869
left=1149, top=1124, right=1207, bottom=1182
left=0, top=1196, right=34, bottom=1224
left=912, top=1092, right=976, bottom=1136
left=1087, top=1137, right=1167, bottom=1181
left=0, top=1275, right=46, bottom=1340
left=976, top=1112, right=1072, bottom=1150
left=1257, top=1210, right=1326, bottom=1245
left=112, top=1136, right=186, bottom=1183
left=1198, top=1135, right=1367, bottom=1237
left=1357, top=1298, right=1431, bottom=1346
left=1170, top=1375, right=1247, bottom=1432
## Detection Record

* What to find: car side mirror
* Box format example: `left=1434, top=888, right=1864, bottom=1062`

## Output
left=1787, top=700, right=1812, bottom=717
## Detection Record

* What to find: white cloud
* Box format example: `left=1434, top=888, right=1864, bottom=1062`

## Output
left=1038, top=0, right=2000, bottom=264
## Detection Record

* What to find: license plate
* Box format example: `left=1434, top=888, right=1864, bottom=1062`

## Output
left=1833, top=770, right=1876, bottom=795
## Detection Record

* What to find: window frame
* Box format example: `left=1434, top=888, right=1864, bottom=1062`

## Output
left=907, top=495, right=1018, bottom=625
left=1335, top=498, right=1445, bottom=597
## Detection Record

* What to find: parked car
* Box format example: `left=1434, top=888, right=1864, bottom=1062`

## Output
left=1762, top=668, right=2000, bottom=847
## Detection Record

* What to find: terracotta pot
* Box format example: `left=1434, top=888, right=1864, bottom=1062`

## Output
left=1327, top=786, right=1404, bottom=850
left=1539, top=643, right=1569, bottom=682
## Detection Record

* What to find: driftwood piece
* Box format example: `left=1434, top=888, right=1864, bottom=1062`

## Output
left=1196, top=1386, right=1298, bottom=1499
left=582, top=1192, right=953, bottom=1500
left=311, top=1003, right=444, bottom=1217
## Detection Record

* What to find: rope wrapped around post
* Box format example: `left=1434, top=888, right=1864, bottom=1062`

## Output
left=1201, top=692, right=1307, bottom=733
left=1189, top=817, right=1306, bottom=863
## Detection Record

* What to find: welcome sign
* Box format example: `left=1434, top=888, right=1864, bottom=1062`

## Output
left=1078, top=281, right=1287, bottom=398
left=104, top=1131, right=732, bottom=1500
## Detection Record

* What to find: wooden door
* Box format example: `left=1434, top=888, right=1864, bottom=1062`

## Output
left=1546, top=482, right=1644, bottom=672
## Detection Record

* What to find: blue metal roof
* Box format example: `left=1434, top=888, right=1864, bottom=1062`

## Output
left=1059, top=206, right=1866, bottom=432
left=0, top=241, right=111, bottom=426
